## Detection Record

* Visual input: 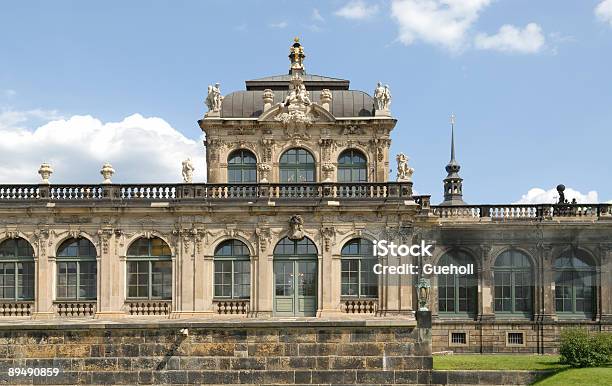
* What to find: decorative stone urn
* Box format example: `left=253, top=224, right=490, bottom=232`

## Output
left=100, top=163, right=115, bottom=184
left=38, top=163, right=53, bottom=184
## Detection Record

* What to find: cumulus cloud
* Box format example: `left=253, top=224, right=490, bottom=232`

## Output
left=268, top=21, right=288, bottom=29
left=0, top=112, right=205, bottom=184
left=335, top=0, right=379, bottom=20
left=515, top=187, right=600, bottom=204
left=391, top=0, right=491, bottom=51
left=596, top=0, right=612, bottom=25
left=474, top=23, right=545, bottom=53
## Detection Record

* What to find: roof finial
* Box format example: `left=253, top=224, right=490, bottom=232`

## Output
left=450, top=113, right=456, bottom=162
left=288, top=37, right=305, bottom=74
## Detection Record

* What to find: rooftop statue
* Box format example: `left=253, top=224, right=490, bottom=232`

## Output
left=396, top=153, right=414, bottom=182
left=205, top=82, right=223, bottom=116
left=374, top=82, right=391, bottom=115
left=182, top=158, right=194, bottom=183
left=276, top=74, right=314, bottom=125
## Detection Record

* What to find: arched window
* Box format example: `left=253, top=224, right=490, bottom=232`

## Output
left=0, top=238, right=35, bottom=301
left=214, top=240, right=250, bottom=299
left=493, top=250, right=533, bottom=315
left=438, top=251, right=477, bottom=317
left=341, top=238, right=377, bottom=297
left=228, top=149, right=257, bottom=183
left=127, top=237, right=172, bottom=300
left=273, top=237, right=318, bottom=316
left=56, top=238, right=97, bottom=300
left=554, top=251, right=596, bottom=316
left=337, top=149, right=367, bottom=183
left=279, top=148, right=315, bottom=183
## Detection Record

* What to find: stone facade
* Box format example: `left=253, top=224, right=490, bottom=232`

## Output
left=0, top=39, right=610, bottom=366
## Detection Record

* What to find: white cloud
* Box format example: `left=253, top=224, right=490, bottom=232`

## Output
left=0, top=112, right=205, bottom=184
left=391, top=0, right=491, bottom=51
left=515, top=187, right=600, bottom=204
left=268, top=21, right=288, bottom=29
left=596, top=0, right=612, bottom=26
left=312, top=8, right=325, bottom=22
left=335, top=1, right=379, bottom=20
left=474, top=23, right=545, bottom=53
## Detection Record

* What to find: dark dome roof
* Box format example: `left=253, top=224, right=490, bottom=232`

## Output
left=221, top=90, right=374, bottom=118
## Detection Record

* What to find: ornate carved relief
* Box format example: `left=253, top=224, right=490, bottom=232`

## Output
left=320, top=226, right=336, bottom=252
left=256, top=227, right=272, bottom=252
left=288, top=215, right=305, bottom=240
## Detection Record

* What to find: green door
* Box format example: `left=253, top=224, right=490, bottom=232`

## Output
left=274, top=260, right=317, bottom=316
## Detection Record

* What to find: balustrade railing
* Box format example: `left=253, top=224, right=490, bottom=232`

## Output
left=54, top=301, right=96, bottom=317
left=0, top=182, right=412, bottom=201
left=125, top=300, right=171, bottom=316
left=418, top=199, right=611, bottom=221
left=0, top=302, right=33, bottom=317
left=213, top=300, right=250, bottom=315
left=342, top=298, right=378, bottom=314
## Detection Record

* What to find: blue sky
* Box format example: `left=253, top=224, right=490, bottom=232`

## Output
left=1, top=0, right=611, bottom=204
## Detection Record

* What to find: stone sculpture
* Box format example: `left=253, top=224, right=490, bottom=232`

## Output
left=38, top=163, right=53, bottom=184
left=205, top=83, right=223, bottom=116
left=100, top=163, right=115, bottom=184
left=396, top=153, right=414, bottom=182
left=374, top=82, right=391, bottom=114
left=288, top=215, right=305, bottom=240
left=182, top=158, right=195, bottom=183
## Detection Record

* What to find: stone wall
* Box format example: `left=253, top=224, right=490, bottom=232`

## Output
left=0, top=320, right=431, bottom=385
left=432, top=320, right=610, bottom=354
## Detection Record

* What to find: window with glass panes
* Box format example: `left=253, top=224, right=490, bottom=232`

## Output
left=438, top=251, right=477, bottom=316
left=126, top=237, right=172, bottom=300
left=214, top=240, right=250, bottom=299
left=56, top=238, right=97, bottom=300
left=0, top=238, right=35, bottom=301
left=493, top=250, right=533, bottom=315
left=279, top=148, right=315, bottom=183
left=341, top=238, right=377, bottom=297
left=554, top=252, right=596, bottom=316
left=227, top=150, right=257, bottom=183
left=337, top=149, right=367, bottom=182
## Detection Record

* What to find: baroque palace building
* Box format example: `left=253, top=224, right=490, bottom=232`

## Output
left=0, top=39, right=610, bottom=355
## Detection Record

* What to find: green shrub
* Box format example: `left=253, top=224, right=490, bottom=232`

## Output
left=559, top=328, right=612, bottom=367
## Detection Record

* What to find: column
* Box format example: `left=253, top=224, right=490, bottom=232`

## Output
left=479, top=245, right=494, bottom=320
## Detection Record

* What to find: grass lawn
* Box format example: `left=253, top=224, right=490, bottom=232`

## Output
left=433, top=354, right=568, bottom=371
left=532, top=367, right=612, bottom=385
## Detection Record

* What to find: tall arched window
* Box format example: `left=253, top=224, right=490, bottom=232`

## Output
left=228, top=149, right=257, bottom=183
left=493, top=250, right=532, bottom=316
left=0, top=238, right=35, bottom=301
left=341, top=238, right=377, bottom=297
left=56, top=238, right=97, bottom=300
left=273, top=237, right=318, bottom=316
left=127, top=237, right=172, bottom=300
left=438, top=251, right=477, bottom=317
left=214, top=240, right=250, bottom=299
left=555, top=251, right=596, bottom=316
left=337, top=149, right=367, bottom=182
left=279, top=148, right=315, bottom=183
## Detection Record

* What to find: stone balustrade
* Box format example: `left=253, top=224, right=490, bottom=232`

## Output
left=342, top=298, right=378, bottom=314
left=411, top=197, right=612, bottom=221
left=54, top=301, right=96, bottom=317
left=125, top=301, right=171, bottom=316
left=0, top=302, right=33, bottom=317
left=213, top=300, right=250, bottom=315
left=0, top=182, right=413, bottom=201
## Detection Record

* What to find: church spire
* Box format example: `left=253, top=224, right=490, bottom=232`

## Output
left=440, top=113, right=466, bottom=206
left=288, top=37, right=305, bottom=75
